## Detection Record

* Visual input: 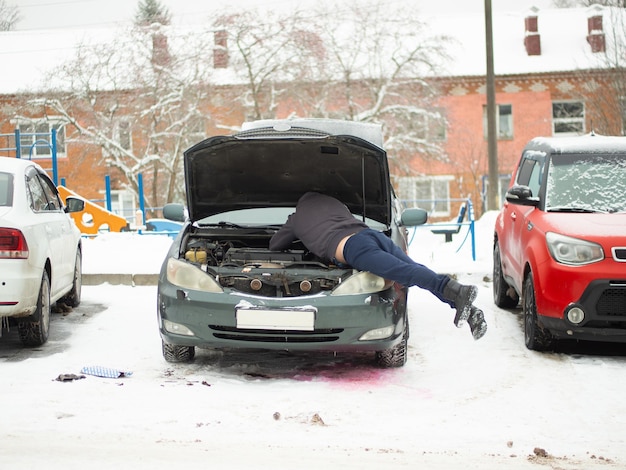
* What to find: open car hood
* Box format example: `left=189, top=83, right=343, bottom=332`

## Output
left=183, top=120, right=393, bottom=225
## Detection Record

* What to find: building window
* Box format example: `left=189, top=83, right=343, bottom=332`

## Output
left=16, top=120, right=66, bottom=158
left=114, top=119, right=132, bottom=151
left=396, top=176, right=452, bottom=217
left=552, top=101, right=584, bottom=135
left=109, top=190, right=136, bottom=221
left=483, top=104, right=513, bottom=139
left=414, top=109, right=447, bottom=142
left=185, top=117, right=205, bottom=147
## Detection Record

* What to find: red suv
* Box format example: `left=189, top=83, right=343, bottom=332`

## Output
left=493, top=134, right=626, bottom=351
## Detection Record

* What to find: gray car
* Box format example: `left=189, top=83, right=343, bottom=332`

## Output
left=157, top=119, right=427, bottom=367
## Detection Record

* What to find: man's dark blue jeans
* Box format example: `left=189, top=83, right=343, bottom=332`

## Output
left=343, top=228, right=452, bottom=307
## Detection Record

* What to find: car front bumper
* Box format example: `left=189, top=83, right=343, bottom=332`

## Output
left=538, top=278, right=626, bottom=342
left=157, top=281, right=407, bottom=353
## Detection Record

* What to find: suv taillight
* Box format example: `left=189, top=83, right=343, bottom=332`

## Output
left=0, top=228, right=29, bottom=259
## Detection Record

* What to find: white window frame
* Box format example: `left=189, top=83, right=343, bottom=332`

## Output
left=396, top=175, right=453, bottom=217
left=12, top=118, right=67, bottom=159
left=108, top=190, right=136, bottom=222
left=483, top=104, right=513, bottom=140
left=552, top=100, right=585, bottom=136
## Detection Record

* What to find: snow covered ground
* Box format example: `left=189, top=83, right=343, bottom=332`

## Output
left=2, top=212, right=626, bottom=469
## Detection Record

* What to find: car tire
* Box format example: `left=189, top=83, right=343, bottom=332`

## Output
left=59, top=248, right=82, bottom=308
left=162, top=340, right=195, bottom=363
left=375, top=317, right=409, bottom=368
left=18, top=271, right=51, bottom=347
left=523, top=272, right=554, bottom=351
left=493, top=242, right=519, bottom=308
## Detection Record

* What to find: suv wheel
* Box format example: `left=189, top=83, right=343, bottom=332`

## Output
left=162, top=340, right=195, bottom=362
left=523, top=272, right=554, bottom=351
left=493, top=242, right=518, bottom=308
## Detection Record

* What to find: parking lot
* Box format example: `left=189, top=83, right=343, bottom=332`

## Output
left=1, top=216, right=626, bottom=469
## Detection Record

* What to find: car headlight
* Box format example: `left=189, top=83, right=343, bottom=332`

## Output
left=330, top=271, right=387, bottom=296
left=166, top=258, right=223, bottom=292
left=546, top=232, right=604, bottom=266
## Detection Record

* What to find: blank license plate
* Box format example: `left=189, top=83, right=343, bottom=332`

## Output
left=236, top=308, right=315, bottom=331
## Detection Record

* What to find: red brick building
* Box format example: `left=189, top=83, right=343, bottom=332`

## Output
left=0, top=5, right=623, bottom=221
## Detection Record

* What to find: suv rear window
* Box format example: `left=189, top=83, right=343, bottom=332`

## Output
left=0, top=172, right=13, bottom=207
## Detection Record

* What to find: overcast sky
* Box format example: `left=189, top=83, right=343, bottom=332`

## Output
left=12, top=0, right=555, bottom=31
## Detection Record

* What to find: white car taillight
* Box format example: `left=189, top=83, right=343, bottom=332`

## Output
left=0, top=228, right=29, bottom=259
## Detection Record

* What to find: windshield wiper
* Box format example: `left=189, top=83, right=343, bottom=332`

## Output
left=198, top=221, right=283, bottom=230
left=198, top=221, right=246, bottom=228
left=547, top=206, right=609, bottom=213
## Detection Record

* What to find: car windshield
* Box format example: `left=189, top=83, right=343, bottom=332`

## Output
left=545, top=153, right=626, bottom=213
left=0, top=172, right=13, bottom=207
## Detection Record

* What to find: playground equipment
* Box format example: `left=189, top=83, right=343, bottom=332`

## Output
left=58, top=185, right=128, bottom=235
left=2, top=129, right=130, bottom=235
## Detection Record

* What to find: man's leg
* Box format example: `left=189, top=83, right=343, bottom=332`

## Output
left=343, top=230, right=477, bottom=325
left=343, top=230, right=450, bottom=302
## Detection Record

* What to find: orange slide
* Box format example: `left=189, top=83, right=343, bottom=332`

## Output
left=58, top=185, right=129, bottom=235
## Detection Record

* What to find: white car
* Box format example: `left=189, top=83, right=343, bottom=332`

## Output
left=0, top=157, right=84, bottom=347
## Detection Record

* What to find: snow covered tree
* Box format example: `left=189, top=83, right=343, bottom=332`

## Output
left=295, top=0, right=452, bottom=174
left=212, top=8, right=316, bottom=121
left=213, top=1, right=451, bottom=174
left=571, top=6, right=626, bottom=135
left=24, top=23, right=216, bottom=212
left=0, top=0, right=19, bottom=31
left=135, top=0, right=171, bottom=26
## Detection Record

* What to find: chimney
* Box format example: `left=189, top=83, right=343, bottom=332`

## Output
left=524, top=13, right=541, bottom=56
left=213, top=30, right=229, bottom=69
left=587, top=14, right=605, bottom=53
left=151, top=31, right=171, bottom=67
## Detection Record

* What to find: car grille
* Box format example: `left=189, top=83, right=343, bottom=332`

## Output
left=597, top=288, right=626, bottom=316
left=209, top=325, right=342, bottom=343
left=612, top=247, right=626, bottom=262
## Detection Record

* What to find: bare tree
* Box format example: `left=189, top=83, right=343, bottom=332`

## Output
left=25, top=24, right=216, bottom=211
left=214, top=1, right=452, bottom=174
left=572, top=6, right=626, bottom=135
left=213, top=8, right=315, bottom=121
left=0, top=0, right=19, bottom=31
left=553, top=0, right=626, bottom=7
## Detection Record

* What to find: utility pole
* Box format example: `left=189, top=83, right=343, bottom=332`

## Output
left=485, top=0, right=499, bottom=210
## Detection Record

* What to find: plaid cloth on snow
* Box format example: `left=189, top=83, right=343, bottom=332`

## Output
left=80, top=365, right=133, bottom=378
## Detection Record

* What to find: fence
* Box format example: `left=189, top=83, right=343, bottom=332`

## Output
left=402, top=198, right=476, bottom=261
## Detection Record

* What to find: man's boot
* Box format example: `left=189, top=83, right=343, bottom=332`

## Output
left=442, top=278, right=478, bottom=328
left=467, top=306, right=487, bottom=340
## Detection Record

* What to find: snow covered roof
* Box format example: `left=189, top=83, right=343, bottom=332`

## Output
left=0, top=27, right=118, bottom=94
left=434, top=5, right=617, bottom=77
left=0, top=6, right=622, bottom=95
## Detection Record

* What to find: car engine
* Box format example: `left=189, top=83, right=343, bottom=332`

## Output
left=180, top=235, right=351, bottom=297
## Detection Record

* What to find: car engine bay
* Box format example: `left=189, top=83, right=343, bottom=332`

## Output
left=180, top=233, right=351, bottom=297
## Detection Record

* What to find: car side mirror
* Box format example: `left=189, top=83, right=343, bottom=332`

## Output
left=163, top=203, right=187, bottom=222
left=65, top=196, right=85, bottom=213
left=400, top=207, right=428, bottom=226
left=505, top=185, right=540, bottom=207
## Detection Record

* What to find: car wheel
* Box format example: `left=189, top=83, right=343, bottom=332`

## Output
left=162, top=340, right=195, bottom=362
left=375, top=317, right=409, bottom=368
left=18, top=271, right=51, bottom=347
left=493, top=242, right=519, bottom=308
left=523, top=272, right=554, bottom=351
left=59, top=249, right=82, bottom=308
